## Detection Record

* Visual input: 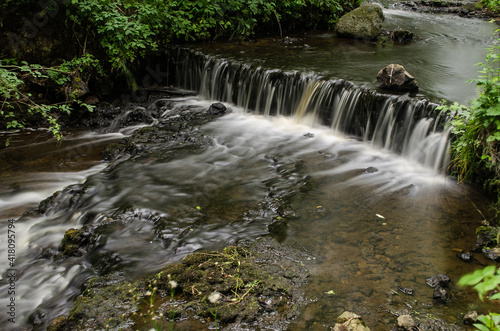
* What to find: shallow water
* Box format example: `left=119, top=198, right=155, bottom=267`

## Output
left=0, top=7, right=498, bottom=331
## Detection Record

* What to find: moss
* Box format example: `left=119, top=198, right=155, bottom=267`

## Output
left=335, top=4, right=384, bottom=40
left=64, top=273, right=141, bottom=330
left=47, top=316, right=67, bottom=331
left=59, top=226, right=97, bottom=257
left=60, top=237, right=310, bottom=330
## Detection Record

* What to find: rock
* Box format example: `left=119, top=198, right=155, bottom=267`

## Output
left=335, top=4, right=384, bottom=40
left=84, top=95, right=99, bottom=105
left=47, top=316, right=68, bottom=331
left=463, top=311, right=478, bottom=325
left=483, top=247, right=500, bottom=261
left=376, top=64, right=419, bottom=92
left=364, top=167, right=378, bottom=174
left=333, top=311, right=370, bottom=331
left=426, top=273, right=453, bottom=304
left=398, top=287, right=414, bottom=295
left=207, top=102, right=227, bottom=115
left=392, top=30, right=415, bottom=43
left=433, top=285, right=452, bottom=303
left=59, top=226, right=98, bottom=257
left=426, top=274, right=450, bottom=288
left=118, top=106, right=155, bottom=126
left=476, top=226, right=498, bottom=249
left=457, top=251, right=473, bottom=262
left=397, top=314, right=415, bottom=330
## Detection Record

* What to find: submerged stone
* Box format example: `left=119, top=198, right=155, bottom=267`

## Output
left=397, top=314, right=415, bottom=330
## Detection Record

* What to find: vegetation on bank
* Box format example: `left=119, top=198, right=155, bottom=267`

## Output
left=438, top=28, right=500, bottom=198
left=0, top=0, right=360, bottom=141
left=480, top=0, right=500, bottom=13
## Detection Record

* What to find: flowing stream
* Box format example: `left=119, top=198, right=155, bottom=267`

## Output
left=1, top=7, right=499, bottom=330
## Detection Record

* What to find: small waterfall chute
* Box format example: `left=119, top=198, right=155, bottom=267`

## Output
left=166, top=47, right=450, bottom=174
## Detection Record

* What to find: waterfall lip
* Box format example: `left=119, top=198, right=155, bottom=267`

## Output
left=168, top=46, right=449, bottom=174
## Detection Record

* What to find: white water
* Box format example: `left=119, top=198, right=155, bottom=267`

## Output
left=0, top=131, right=124, bottom=329
left=0, top=7, right=496, bottom=330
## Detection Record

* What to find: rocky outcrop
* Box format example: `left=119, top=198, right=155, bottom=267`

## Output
left=335, top=4, right=385, bottom=40
left=376, top=64, right=419, bottom=92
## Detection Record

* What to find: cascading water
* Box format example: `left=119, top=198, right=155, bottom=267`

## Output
left=1, top=8, right=498, bottom=331
left=166, top=47, right=450, bottom=173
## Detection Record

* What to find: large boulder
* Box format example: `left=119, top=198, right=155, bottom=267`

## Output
left=376, top=64, right=419, bottom=92
left=335, top=4, right=384, bottom=40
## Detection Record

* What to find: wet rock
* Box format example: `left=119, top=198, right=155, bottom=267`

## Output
left=268, top=216, right=288, bottom=241
left=207, top=102, right=227, bottom=115
left=396, top=184, right=414, bottom=196
left=377, top=64, right=419, bottom=93
left=335, top=4, right=385, bottom=40
left=426, top=273, right=452, bottom=304
left=395, top=0, right=497, bottom=20
left=392, top=30, right=415, bottom=43
left=475, top=226, right=498, bottom=249
left=397, top=314, right=415, bottom=330
left=426, top=273, right=450, bottom=288
left=27, top=309, right=46, bottom=328
left=417, top=316, right=462, bottom=330
left=58, top=238, right=311, bottom=330
left=91, top=251, right=122, bottom=276
left=364, top=166, right=378, bottom=174
left=59, top=226, right=98, bottom=257
left=463, top=311, right=478, bottom=325
left=457, top=251, right=473, bottom=262
left=483, top=247, right=500, bottom=261
left=38, top=191, right=62, bottom=214
left=47, top=316, right=68, bottom=331
left=333, top=311, right=370, bottom=331
left=117, top=106, right=155, bottom=126
left=398, top=287, right=414, bottom=295
left=433, top=285, right=452, bottom=303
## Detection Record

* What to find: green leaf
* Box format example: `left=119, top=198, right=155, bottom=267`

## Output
left=472, top=323, right=491, bottom=331
left=458, top=266, right=496, bottom=287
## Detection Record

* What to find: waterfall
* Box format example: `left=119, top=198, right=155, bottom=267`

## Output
left=166, top=47, right=450, bottom=174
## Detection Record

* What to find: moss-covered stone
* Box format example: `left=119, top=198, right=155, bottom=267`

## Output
left=52, top=237, right=311, bottom=330
left=335, top=4, right=385, bottom=40
left=59, top=226, right=98, bottom=257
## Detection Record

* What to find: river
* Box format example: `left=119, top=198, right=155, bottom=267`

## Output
left=0, top=7, right=498, bottom=331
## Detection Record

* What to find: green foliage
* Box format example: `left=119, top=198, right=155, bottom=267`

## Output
left=481, top=0, right=500, bottom=13
left=458, top=265, right=500, bottom=300
left=65, top=0, right=355, bottom=72
left=437, top=28, right=500, bottom=185
left=459, top=266, right=500, bottom=330
left=0, top=55, right=102, bottom=143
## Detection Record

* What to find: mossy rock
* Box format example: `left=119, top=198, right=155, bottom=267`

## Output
left=51, top=238, right=311, bottom=330
left=59, top=226, right=98, bottom=257
left=335, top=4, right=385, bottom=40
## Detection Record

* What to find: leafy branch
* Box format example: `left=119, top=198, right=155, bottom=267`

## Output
left=0, top=54, right=103, bottom=145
